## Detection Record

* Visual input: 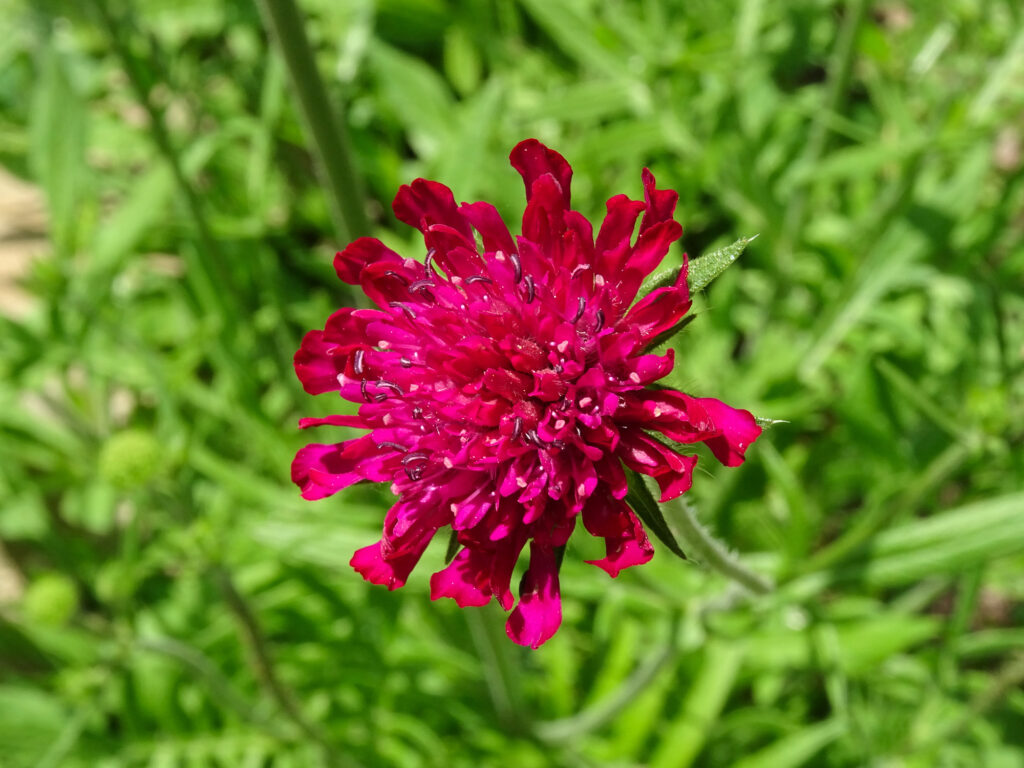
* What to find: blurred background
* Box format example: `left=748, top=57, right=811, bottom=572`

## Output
left=1, top=0, right=1023, bottom=765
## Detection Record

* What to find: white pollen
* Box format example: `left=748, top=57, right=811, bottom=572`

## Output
left=516, top=477, right=528, bottom=488
left=579, top=397, right=592, bottom=408
left=577, top=482, right=586, bottom=495
left=443, top=457, right=454, bottom=468
left=653, top=407, right=662, bottom=417
left=450, top=503, right=459, bottom=513
left=410, top=384, right=419, bottom=392
left=379, top=340, right=391, bottom=350
left=452, top=275, right=463, bottom=285
left=555, top=419, right=566, bottom=430
left=557, top=340, right=569, bottom=353
left=595, top=274, right=605, bottom=286
left=629, top=372, right=641, bottom=383
left=383, top=413, right=394, bottom=425
left=495, top=251, right=506, bottom=262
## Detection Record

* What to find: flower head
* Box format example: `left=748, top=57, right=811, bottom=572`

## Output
left=293, top=140, right=761, bottom=648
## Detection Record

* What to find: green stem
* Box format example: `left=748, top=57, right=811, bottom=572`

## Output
left=212, top=566, right=345, bottom=768
left=255, top=0, right=369, bottom=243
left=666, top=495, right=774, bottom=596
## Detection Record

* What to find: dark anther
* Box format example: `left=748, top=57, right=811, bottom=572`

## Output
left=412, top=407, right=424, bottom=419
left=425, top=248, right=437, bottom=275
left=409, top=279, right=435, bottom=294
left=388, top=301, right=417, bottom=320
left=572, top=296, right=586, bottom=323
left=377, top=441, right=408, bottom=453
left=404, top=466, right=423, bottom=482
left=377, top=379, right=405, bottom=396
left=353, top=349, right=365, bottom=375
left=524, top=429, right=547, bottom=448
left=373, top=393, right=388, bottom=402
left=360, top=379, right=371, bottom=402
left=511, top=416, right=523, bottom=441
left=465, top=275, right=492, bottom=285
left=402, top=451, right=429, bottom=465
left=594, top=309, right=605, bottom=333
left=509, top=252, right=523, bottom=283
left=550, top=440, right=567, bottom=450
left=554, top=364, right=564, bottom=373
left=400, top=356, right=413, bottom=368
left=384, top=270, right=408, bottom=285
left=522, top=275, right=535, bottom=304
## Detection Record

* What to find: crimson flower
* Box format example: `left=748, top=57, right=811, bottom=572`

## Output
left=292, top=140, right=761, bottom=648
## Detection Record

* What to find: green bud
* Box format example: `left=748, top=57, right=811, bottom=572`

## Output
left=23, top=572, right=78, bottom=626
left=98, top=429, right=163, bottom=490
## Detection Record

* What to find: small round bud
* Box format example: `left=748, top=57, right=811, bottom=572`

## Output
left=98, top=429, right=162, bottom=490
left=23, top=572, right=78, bottom=626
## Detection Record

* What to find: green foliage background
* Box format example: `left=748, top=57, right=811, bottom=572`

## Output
left=1, top=0, right=1023, bottom=765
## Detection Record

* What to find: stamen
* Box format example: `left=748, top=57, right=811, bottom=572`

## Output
left=523, top=429, right=547, bottom=448
left=353, top=349, right=365, bottom=375
left=522, top=275, right=535, bottom=304
left=373, top=393, right=388, bottom=402
left=377, top=441, right=408, bottom=453
left=384, top=270, right=408, bottom=285
left=511, top=416, right=522, bottom=441
left=509, top=252, right=523, bottom=283
left=594, top=309, right=605, bottom=332
left=388, top=301, right=417, bottom=320
left=404, top=466, right=423, bottom=482
left=465, top=275, right=492, bottom=285
left=400, top=356, right=413, bottom=368
left=409, top=279, right=435, bottom=294
left=377, top=379, right=405, bottom=396
left=402, top=451, right=428, bottom=465
left=412, top=407, right=424, bottom=419
left=360, top=379, right=371, bottom=402
left=572, top=296, right=586, bottom=323
left=425, top=248, right=437, bottom=275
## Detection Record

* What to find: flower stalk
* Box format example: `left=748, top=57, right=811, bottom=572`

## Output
left=664, top=492, right=774, bottom=595
left=255, top=0, right=369, bottom=243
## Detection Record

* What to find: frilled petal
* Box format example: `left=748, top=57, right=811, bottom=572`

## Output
left=584, top=498, right=654, bottom=577
left=621, top=256, right=691, bottom=343
left=505, top=543, right=562, bottom=649
left=639, top=168, right=678, bottom=233
left=293, top=330, right=345, bottom=395
left=335, top=238, right=404, bottom=285
left=510, top=139, right=572, bottom=207
left=429, top=546, right=493, bottom=607
left=392, top=178, right=474, bottom=241
left=617, top=429, right=698, bottom=501
left=350, top=538, right=427, bottom=591
left=298, top=414, right=367, bottom=429
left=689, top=396, right=762, bottom=466
left=291, top=436, right=398, bottom=500
left=460, top=201, right=517, bottom=256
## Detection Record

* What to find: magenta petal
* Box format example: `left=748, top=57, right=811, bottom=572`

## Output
left=510, top=139, right=572, bottom=207
left=691, top=397, right=762, bottom=466
left=350, top=540, right=423, bottom=590
left=505, top=543, right=562, bottom=649
left=586, top=507, right=654, bottom=577
left=392, top=178, right=474, bottom=240
left=461, top=201, right=517, bottom=255
left=335, top=238, right=403, bottom=285
left=298, top=414, right=366, bottom=429
left=639, top=168, right=678, bottom=233
left=430, top=547, right=492, bottom=607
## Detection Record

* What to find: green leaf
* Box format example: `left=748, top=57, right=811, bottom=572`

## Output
left=642, top=235, right=756, bottom=297
left=687, top=235, right=757, bottom=293
left=625, top=469, right=687, bottom=561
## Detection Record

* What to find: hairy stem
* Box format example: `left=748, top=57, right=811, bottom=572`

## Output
left=666, top=494, right=774, bottom=595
